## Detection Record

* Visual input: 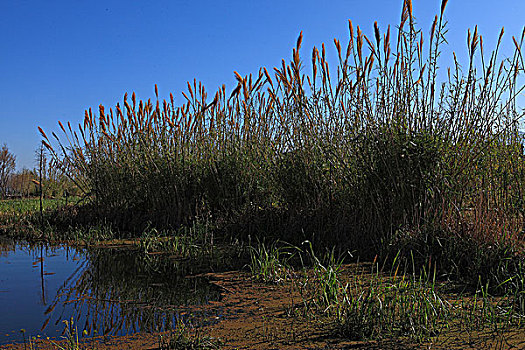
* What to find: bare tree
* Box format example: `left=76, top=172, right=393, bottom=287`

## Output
left=0, top=144, right=16, bottom=198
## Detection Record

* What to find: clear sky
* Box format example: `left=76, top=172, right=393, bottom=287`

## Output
left=1, top=0, right=524, bottom=169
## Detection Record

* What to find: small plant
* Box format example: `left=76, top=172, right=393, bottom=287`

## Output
left=249, top=241, right=293, bottom=283
left=21, top=332, right=49, bottom=350
left=448, top=277, right=525, bottom=344
left=495, top=256, right=525, bottom=315
left=20, top=329, right=33, bottom=350
left=50, top=318, right=84, bottom=350
left=158, top=320, right=222, bottom=350
left=303, top=241, right=347, bottom=309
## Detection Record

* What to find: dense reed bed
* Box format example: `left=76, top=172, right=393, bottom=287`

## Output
left=40, top=0, right=524, bottom=270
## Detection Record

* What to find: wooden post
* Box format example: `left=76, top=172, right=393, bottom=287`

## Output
left=39, top=144, right=44, bottom=231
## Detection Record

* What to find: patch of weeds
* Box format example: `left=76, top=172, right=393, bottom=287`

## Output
left=388, top=226, right=525, bottom=312
left=452, top=278, right=525, bottom=336
left=138, top=228, right=210, bottom=261
left=494, top=255, right=525, bottom=315
left=336, top=255, right=525, bottom=344
left=337, top=261, right=450, bottom=342
left=138, top=221, right=221, bottom=257
left=303, top=241, right=347, bottom=309
left=66, top=224, right=116, bottom=242
left=19, top=329, right=37, bottom=350
left=50, top=318, right=86, bottom=350
left=249, top=241, right=294, bottom=283
left=158, top=320, right=222, bottom=350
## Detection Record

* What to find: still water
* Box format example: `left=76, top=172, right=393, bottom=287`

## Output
left=0, top=239, right=221, bottom=344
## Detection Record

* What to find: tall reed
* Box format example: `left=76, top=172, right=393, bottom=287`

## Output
left=40, top=0, right=524, bottom=256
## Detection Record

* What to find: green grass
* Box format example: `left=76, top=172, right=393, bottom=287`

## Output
left=305, top=253, right=524, bottom=344
left=249, top=241, right=294, bottom=284
left=338, top=276, right=449, bottom=341
left=0, top=196, right=85, bottom=241
left=0, top=197, right=67, bottom=215
left=264, top=243, right=525, bottom=343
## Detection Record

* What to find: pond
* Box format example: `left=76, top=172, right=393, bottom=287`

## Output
left=0, top=238, right=222, bottom=345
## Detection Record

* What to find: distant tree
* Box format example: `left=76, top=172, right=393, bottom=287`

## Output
left=0, top=144, right=16, bottom=198
left=9, top=169, right=38, bottom=197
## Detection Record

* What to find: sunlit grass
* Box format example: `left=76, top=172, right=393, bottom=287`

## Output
left=0, top=198, right=66, bottom=215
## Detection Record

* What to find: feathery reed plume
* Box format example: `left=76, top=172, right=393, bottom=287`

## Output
left=39, top=0, right=524, bottom=258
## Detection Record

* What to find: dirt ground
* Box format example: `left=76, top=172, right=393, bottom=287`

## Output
left=2, top=266, right=525, bottom=350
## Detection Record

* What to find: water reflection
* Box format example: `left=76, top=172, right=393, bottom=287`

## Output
left=0, top=239, right=221, bottom=344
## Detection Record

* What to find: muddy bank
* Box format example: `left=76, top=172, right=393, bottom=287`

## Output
left=3, top=265, right=525, bottom=349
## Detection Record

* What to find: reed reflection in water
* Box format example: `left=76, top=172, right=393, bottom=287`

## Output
left=0, top=239, right=84, bottom=344
left=43, top=247, right=222, bottom=337
left=0, top=239, right=222, bottom=344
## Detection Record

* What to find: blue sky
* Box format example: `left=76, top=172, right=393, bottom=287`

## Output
left=1, top=0, right=524, bottom=169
